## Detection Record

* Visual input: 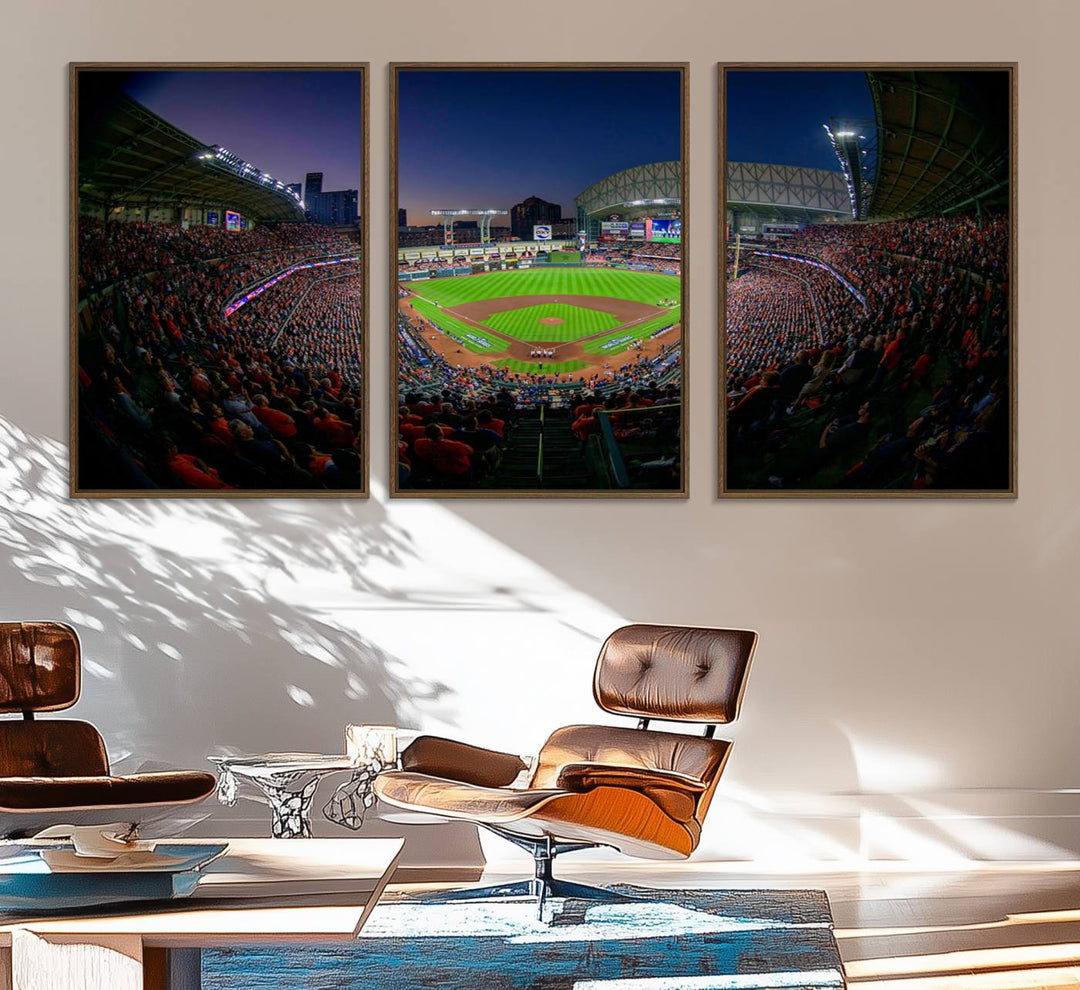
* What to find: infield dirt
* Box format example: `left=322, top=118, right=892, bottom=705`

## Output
left=399, top=290, right=679, bottom=374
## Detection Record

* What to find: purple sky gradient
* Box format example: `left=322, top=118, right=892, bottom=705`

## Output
left=123, top=70, right=362, bottom=195
left=397, top=69, right=682, bottom=221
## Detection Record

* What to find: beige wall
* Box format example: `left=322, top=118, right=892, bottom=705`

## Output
left=0, top=0, right=1078, bottom=864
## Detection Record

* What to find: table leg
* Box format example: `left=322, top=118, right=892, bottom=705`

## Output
left=10, top=930, right=142, bottom=990
left=144, top=947, right=201, bottom=990
left=323, top=763, right=380, bottom=830
left=260, top=777, right=321, bottom=839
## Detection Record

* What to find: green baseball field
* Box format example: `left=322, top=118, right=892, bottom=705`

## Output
left=400, top=267, right=681, bottom=377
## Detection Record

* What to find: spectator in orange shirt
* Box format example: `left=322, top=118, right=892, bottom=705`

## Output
left=476, top=409, right=504, bottom=437
left=293, top=442, right=332, bottom=477
left=313, top=407, right=356, bottom=448
left=413, top=423, right=473, bottom=478
left=165, top=442, right=231, bottom=490
left=251, top=394, right=298, bottom=439
left=572, top=408, right=601, bottom=444
left=909, top=352, right=933, bottom=384
left=204, top=403, right=235, bottom=446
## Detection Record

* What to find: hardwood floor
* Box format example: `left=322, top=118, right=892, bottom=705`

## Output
left=410, top=860, right=1080, bottom=989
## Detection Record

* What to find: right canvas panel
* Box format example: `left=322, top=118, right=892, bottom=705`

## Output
left=720, top=66, right=1015, bottom=496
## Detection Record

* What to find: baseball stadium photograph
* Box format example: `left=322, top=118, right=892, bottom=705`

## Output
left=73, top=64, right=367, bottom=496
left=392, top=65, right=686, bottom=496
left=722, top=66, right=1014, bottom=496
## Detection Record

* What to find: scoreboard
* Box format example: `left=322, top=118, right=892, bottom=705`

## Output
left=599, top=220, right=629, bottom=241
left=648, top=218, right=681, bottom=243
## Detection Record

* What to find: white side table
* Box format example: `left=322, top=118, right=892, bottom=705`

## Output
left=209, top=754, right=355, bottom=839
left=322, top=725, right=415, bottom=831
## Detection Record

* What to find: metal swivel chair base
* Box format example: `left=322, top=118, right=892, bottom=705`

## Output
left=412, top=826, right=641, bottom=921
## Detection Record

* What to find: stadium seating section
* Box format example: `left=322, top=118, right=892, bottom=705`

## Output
left=725, top=213, right=1009, bottom=490
left=77, top=218, right=364, bottom=491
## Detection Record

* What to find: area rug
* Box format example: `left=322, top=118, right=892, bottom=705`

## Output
left=203, top=886, right=845, bottom=989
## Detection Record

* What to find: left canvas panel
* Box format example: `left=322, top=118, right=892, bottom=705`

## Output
left=71, top=64, right=368, bottom=497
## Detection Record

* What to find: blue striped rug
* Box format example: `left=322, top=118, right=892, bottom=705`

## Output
left=204, top=886, right=844, bottom=989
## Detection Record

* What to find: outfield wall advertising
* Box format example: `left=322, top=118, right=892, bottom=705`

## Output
left=396, top=240, right=576, bottom=263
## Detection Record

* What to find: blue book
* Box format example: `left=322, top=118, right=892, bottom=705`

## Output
left=0, top=843, right=228, bottom=914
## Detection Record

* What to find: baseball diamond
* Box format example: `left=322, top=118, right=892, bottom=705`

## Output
left=401, top=269, right=681, bottom=375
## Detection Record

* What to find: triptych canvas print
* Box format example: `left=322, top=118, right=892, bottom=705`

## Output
left=70, top=62, right=1014, bottom=499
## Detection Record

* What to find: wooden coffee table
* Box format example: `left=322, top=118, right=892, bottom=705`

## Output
left=0, top=836, right=404, bottom=990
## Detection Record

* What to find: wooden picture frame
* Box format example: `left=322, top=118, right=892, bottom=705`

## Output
left=718, top=63, right=1017, bottom=498
left=70, top=62, right=370, bottom=498
left=390, top=63, right=689, bottom=498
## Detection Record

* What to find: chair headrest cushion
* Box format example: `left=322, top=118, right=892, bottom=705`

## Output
left=0, top=622, right=81, bottom=714
left=594, top=624, right=757, bottom=723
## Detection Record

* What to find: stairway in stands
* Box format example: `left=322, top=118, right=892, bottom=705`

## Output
left=491, top=409, right=591, bottom=489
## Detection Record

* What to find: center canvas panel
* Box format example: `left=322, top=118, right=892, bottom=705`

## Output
left=391, top=65, right=687, bottom=497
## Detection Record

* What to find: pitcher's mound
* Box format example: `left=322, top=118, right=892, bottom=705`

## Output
left=539, top=317, right=564, bottom=326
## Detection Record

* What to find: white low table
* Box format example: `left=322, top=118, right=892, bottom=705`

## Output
left=0, top=836, right=403, bottom=990
left=209, top=754, right=356, bottom=838
left=210, top=728, right=417, bottom=839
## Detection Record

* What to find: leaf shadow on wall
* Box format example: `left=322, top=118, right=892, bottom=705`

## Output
left=0, top=414, right=450, bottom=769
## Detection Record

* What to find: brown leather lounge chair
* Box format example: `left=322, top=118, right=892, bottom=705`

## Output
left=0, top=622, right=217, bottom=838
left=375, top=623, right=757, bottom=914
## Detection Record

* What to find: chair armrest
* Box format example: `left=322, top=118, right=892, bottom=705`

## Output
left=556, top=763, right=707, bottom=823
left=556, top=763, right=707, bottom=793
left=400, top=735, right=529, bottom=789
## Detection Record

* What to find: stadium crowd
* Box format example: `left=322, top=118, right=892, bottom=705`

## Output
left=395, top=241, right=682, bottom=276
left=725, top=213, right=1009, bottom=490
left=396, top=311, right=681, bottom=488
left=275, top=273, right=364, bottom=382
left=585, top=243, right=682, bottom=275
left=397, top=250, right=540, bottom=275
left=78, top=216, right=357, bottom=292
left=726, top=257, right=864, bottom=383
left=77, top=218, right=365, bottom=491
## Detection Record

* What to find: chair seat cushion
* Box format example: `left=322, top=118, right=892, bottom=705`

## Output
left=375, top=769, right=698, bottom=860
left=0, top=771, right=217, bottom=812
left=375, top=771, right=567, bottom=823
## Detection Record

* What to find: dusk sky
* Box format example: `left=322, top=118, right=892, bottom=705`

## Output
left=726, top=70, right=873, bottom=172
left=397, top=70, right=682, bottom=221
left=122, top=70, right=362, bottom=196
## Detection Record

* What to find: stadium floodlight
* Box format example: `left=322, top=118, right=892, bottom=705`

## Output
left=825, top=117, right=877, bottom=220
left=430, top=209, right=510, bottom=246
left=624, top=198, right=680, bottom=207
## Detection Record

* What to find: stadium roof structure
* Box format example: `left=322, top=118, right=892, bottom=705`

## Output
left=575, top=161, right=682, bottom=221
left=78, top=93, right=306, bottom=222
left=725, top=162, right=851, bottom=223
left=866, top=69, right=1011, bottom=219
